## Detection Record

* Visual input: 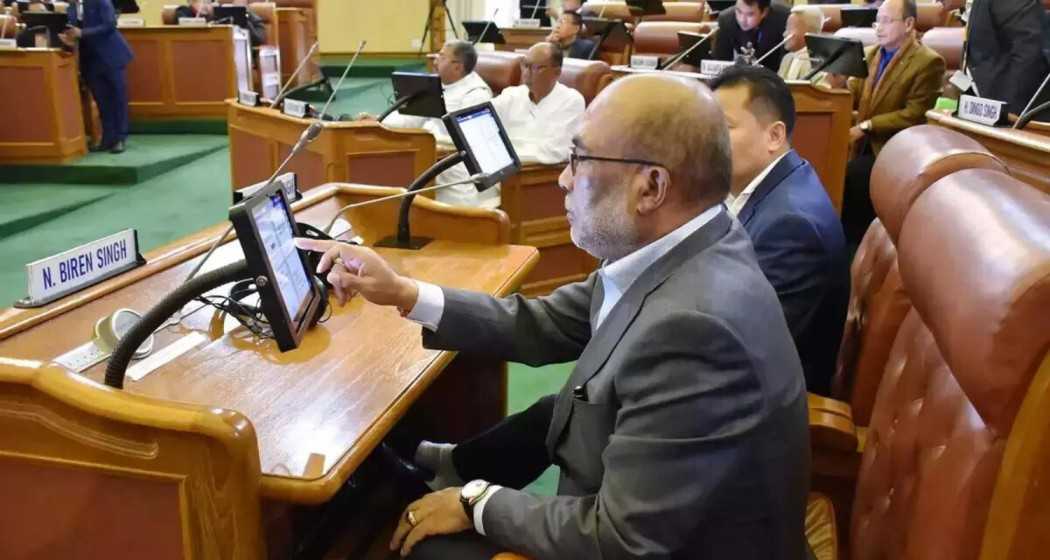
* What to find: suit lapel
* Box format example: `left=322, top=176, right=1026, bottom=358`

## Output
left=869, top=37, right=917, bottom=113
left=589, top=272, right=605, bottom=329
left=545, top=210, right=734, bottom=453
left=737, top=150, right=804, bottom=226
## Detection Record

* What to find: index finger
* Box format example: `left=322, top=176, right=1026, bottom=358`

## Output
left=293, top=237, right=340, bottom=254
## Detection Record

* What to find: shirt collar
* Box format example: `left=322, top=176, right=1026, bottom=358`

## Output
left=726, top=151, right=788, bottom=216
left=599, top=204, right=724, bottom=294
left=444, top=72, right=483, bottom=93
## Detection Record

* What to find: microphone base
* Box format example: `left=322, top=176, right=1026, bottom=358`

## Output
left=374, top=235, right=433, bottom=250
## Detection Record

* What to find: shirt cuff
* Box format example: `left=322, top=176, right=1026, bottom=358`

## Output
left=473, top=485, right=503, bottom=536
left=403, top=280, right=444, bottom=332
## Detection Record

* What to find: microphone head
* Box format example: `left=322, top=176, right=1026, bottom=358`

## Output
left=301, top=121, right=323, bottom=142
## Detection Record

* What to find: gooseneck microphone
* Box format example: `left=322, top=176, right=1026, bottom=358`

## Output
left=472, top=8, right=500, bottom=45
left=269, top=40, right=320, bottom=109
left=658, top=28, right=718, bottom=71
left=754, top=33, right=791, bottom=67
left=1013, top=71, right=1050, bottom=130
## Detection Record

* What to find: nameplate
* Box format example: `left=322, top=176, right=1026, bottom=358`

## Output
left=958, top=94, right=1007, bottom=126
left=262, top=73, right=281, bottom=87
left=16, top=229, right=145, bottom=308
left=0, top=39, right=15, bottom=50
left=178, top=17, right=208, bottom=26
left=233, top=172, right=300, bottom=203
left=117, top=17, right=145, bottom=28
left=514, top=18, right=542, bottom=28
left=238, top=89, right=259, bottom=106
left=701, top=59, right=734, bottom=77
left=283, top=99, right=308, bottom=118
left=630, top=55, right=660, bottom=70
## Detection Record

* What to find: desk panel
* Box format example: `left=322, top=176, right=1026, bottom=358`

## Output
left=0, top=49, right=87, bottom=163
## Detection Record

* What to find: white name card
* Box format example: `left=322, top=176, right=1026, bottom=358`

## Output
left=630, top=55, right=660, bottom=70
left=234, top=172, right=300, bottom=203
left=283, top=99, right=308, bottom=118
left=117, top=17, right=145, bottom=28
left=958, top=94, right=1006, bottom=126
left=238, top=89, right=259, bottom=106
left=701, top=59, right=735, bottom=77
left=948, top=70, right=973, bottom=93
left=514, top=18, right=542, bottom=28
left=178, top=17, right=208, bottom=26
left=17, top=229, right=143, bottom=308
left=0, top=39, right=17, bottom=50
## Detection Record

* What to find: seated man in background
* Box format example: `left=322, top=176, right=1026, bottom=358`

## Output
left=229, top=0, right=267, bottom=47
left=363, top=40, right=493, bottom=206
left=778, top=7, right=825, bottom=81
left=826, top=0, right=943, bottom=246
left=712, top=0, right=791, bottom=71
left=300, top=73, right=810, bottom=560
left=174, top=0, right=212, bottom=20
left=491, top=42, right=585, bottom=165
left=711, top=65, right=848, bottom=396
left=545, top=10, right=595, bottom=59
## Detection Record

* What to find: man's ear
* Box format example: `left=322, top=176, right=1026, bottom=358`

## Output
left=767, top=120, right=788, bottom=153
left=635, top=167, right=671, bottom=215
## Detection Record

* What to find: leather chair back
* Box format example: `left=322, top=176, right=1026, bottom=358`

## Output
left=633, top=21, right=704, bottom=56
left=52, top=1, right=68, bottom=13
left=915, top=1, right=945, bottom=31
left=0, top=14, right=16, bottom=37
left=558, top=58, right=613, bottom=105
left=833, top=26, right=877, bottom=48
left=641, top=2, right=705, bottom=22
left=161, top=4, right=178, bottom=25
left=850, top=169, right=1050, bottom=560
left=579, top=1, right=636, bottom=23
left=815, top=5, right=844, bottom=33
left=475, top=51, right=524, bottom=95
left=921, top=26, right=964, bottom=71
left=833, top=126, right=1006, bottom=426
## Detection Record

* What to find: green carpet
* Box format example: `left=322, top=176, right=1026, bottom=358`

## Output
left=508, top=361, right=571, bottom=496
left=0, top=134, right=229, bottom=185
left=0, top=184, right=119, bottom=239
left=320, top=55, right=426, bottom=79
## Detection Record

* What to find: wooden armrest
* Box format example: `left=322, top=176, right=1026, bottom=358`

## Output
left=492, top=554, right=530, bottom=560
left=808, top=393, right=858, bottom=453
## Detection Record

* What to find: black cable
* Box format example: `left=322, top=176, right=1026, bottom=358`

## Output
left=105, top=260, right=251, bottom=389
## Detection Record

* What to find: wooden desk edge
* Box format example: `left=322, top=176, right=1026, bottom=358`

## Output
left=926, top=110, right=1050, bottom=153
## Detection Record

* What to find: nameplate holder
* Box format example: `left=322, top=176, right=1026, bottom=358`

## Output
left=16, top=229, right=146, bottom=309
left=701, top=59, right=734, bottom=77
left=957, top=94, right=1007, bottom=126
left=117, top=17, right=145, bottom=28
left=238, top=89, right=259, bottom=106
left=948, top=70, right=973, bottom=93
left=514, top=18, right=542, bottom=28
left=0, top=39, right=15, bottom=50
left=233, top=172, right=300, bottom=204
left=630, top=55, right=660, bottom=70
left=178, top=17, right=208, bottom=26
left=283, top=99, right=308, bottom=118
left=262, top=73, right=281, bottom=87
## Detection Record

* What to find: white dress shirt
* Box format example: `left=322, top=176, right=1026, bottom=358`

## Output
left=725, top=152, right=789, bottom=217
left=404, top=202, right=726, bottom=535
left=490, top=82, right=585, bottom=165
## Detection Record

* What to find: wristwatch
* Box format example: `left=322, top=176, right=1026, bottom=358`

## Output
left=460, top=479, right=493, bottom=521
left=859, top=120, right=873, bottom=133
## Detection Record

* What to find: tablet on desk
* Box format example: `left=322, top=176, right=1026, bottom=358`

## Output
left=443, top=102, right=521, bottom=190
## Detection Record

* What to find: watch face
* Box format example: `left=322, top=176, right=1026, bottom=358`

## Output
left=462, top=479, right=488, bottom=501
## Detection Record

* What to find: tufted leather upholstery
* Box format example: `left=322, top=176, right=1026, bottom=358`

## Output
left=558, top=58, right=613, bottom=105
left=579, top=1, right=637, bottom=22
left=161, top=4, right=178, bottom=25
left=834, top=126, right=1007, bottom=426
left=633, top=21, right=704, bottom=56
left=850, top=168, right=1050, bottom=560
left=640, top=1, right=706, bottom=22
left=475, top=51, right=524, bottom=95
left=921, top=26, right=964, bottom=71
left=833, top=26, right=877, bottom=48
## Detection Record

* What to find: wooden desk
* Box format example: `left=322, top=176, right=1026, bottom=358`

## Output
left=275, top=6, right=321, bottom=86
left=927, top=111, right=1050, bottom=194
left=0, top=48, right=87, bottom=163
left=227, top=101, right=437, bottom=191
left=611, top=66, right=852, bottom=211
left=121, top=26, right=247, bottom=120
left=497, top=27, right=551, bottom=53
left=0, top=183, right=537, bottom=506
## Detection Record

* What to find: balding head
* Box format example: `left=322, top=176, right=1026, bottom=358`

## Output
left=523, top=42, right=563, bottom=101
left=560, top=74, right=731, bottom=261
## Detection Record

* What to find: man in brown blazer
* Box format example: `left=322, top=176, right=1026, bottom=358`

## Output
left=827, top=0, right=945, bottom=245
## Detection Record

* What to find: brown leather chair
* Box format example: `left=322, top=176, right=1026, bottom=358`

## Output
left=921, top=26, right=964, bottom=72
left=833, top=26, right=877, bottom=48
left=915, top=1, right=946, bottom=31
left=0, top=14, right=16, bottom=37
left=558, top=58, right=613, bottom=105
left=161, top=4, right=179, bottom=25
left=579, top=1, right=637, bottom=23
left=640, top=1, right=705, bottom=22
left=633, top=21, right=704, bottom=58
left=815, top=5, right=844, bottom=33
left=247, top=1, right=279, bottom=48
left=475, top=52, right=524, bottom=95
left=833, top=125, right=1007, bottom=427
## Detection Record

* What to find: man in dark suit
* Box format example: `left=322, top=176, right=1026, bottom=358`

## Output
left=546, top=10, right=595, bottom=59
left=711, top=64, right=849, bottom=396
left=62, top=0, right=133, bottom=153
left=965, top=0, right=1050, bottom=119
left=173, top=0, right=212, bottom=21
left=712, top=0, right=791, bottom=72
left=298, top=74, right=810, bottom=560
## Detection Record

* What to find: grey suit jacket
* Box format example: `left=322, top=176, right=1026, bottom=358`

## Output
left=422, top=211, right=810, bottom=560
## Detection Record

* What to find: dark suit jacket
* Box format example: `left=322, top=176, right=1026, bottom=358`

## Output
left=966, top=0, right=1050, bottom=116
left=736, top=150, right=848, bottom=397
left=566, top=36, right=596, bottom=60
left=712, top=3, right=790, bottom=71
left=848, top=36, right=944, bottom=155
left=67, top=0, right=133, bottom=74
left=422, top=211, right=810, bottom=560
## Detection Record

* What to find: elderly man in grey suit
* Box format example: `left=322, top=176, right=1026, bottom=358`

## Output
left=297, top=74, right=810, bottom=560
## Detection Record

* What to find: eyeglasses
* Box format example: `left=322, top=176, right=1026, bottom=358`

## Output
left=568, top=147, right=665, bottom=176
left=872, top=17, right=905, bottom=28
left=520, top=62, right=552, bottom=73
